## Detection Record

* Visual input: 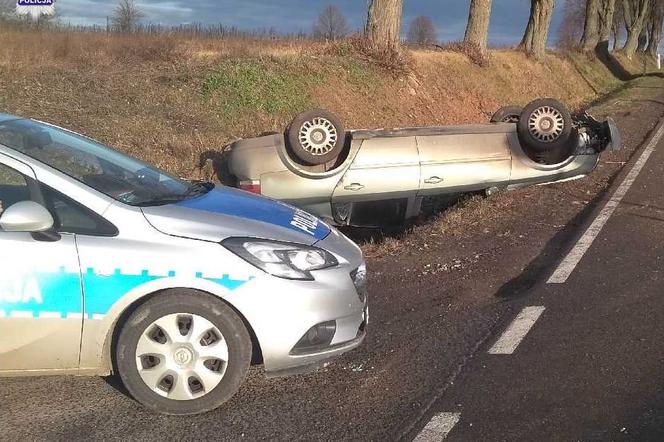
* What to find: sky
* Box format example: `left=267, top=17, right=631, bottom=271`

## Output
left=56, top=0, right=566, bottom=46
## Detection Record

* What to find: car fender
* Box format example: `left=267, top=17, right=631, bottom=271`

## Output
left=83, top=275, right=259, bottom=375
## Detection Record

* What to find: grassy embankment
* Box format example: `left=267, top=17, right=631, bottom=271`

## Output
left=0, top=30, right=653, bottom=180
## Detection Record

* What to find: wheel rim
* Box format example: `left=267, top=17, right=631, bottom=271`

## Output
left=527, top=106, right=565, bottom=143
left=136, top=313, right=229, bottom=401
left=298, top=117, right=338, bottom=156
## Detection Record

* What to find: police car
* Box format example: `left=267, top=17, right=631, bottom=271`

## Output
left=0, top=114, right=368, bottom=415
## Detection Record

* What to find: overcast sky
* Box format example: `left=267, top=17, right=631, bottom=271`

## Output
left=57, top=0, right=565, bottom=46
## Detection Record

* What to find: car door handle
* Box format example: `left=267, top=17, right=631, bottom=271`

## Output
left=424, top=176, right=444, bottom=184
left=344, top=183, right=365, bottom=191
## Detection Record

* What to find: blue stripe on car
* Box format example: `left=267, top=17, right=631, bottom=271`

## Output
left=174, top=187, right=330, bottom=240
left=0, top=268, right=251, bottom=319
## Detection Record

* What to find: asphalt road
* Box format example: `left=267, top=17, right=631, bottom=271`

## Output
left=3, top=80, right=664, bottom=441
left=410, top=113, right=664, bottom=440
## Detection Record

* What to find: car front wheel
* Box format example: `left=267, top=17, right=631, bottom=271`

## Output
left=115, top=290, right=252, bottom=415
left=517, top=98, right=575, bottom=164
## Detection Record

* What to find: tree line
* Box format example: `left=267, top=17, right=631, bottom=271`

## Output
left=2, top=0, right=663, bottom=63
left=365, top=0, right=664, bottom=61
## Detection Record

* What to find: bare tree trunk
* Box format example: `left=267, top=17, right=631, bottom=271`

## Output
left=646, top=0, right=664, bottom=57
left=581, top=0, right=601, bottom=51
left=366, top=0, right=404, bottom=49
left=519, top=0, right=555, bottom=61
left=598, top=0, right=617, bottom=43
left=464, top=0, right=493, bottom=54
left=637, top=26, right=648, bottom=51
left=622, top=0, right=650, bottom=57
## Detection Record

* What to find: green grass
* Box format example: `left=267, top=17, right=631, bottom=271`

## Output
left=202, top=58, right=317, bottom=125
left=344, top=58, right=381, bottom=92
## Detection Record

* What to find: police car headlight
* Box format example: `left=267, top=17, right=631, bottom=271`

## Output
left=222, top=238, right=338, bottom=281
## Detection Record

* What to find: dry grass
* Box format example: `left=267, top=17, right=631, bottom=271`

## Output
left=0, top=29, right=632, bottom=181
left=436, top=41, right=490, bottom=67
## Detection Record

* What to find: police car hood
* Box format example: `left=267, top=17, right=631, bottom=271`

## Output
left=141, top=186, right=330, bottom=245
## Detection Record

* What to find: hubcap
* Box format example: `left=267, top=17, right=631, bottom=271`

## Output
left=528, top=106, right=565, bottom=143
left=136, top=313, right=229, bottom=401
left=298, top=117, right=338, bottom=156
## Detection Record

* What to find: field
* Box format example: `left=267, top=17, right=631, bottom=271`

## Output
left=0, top=29, right=649, bottom=179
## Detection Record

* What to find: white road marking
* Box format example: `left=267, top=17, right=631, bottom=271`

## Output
left=9, top=311, right=34, bottom=318
left=489, top=306, right=545, bottom=354
left=38, top=312, right=62, bottom=319
left=548, top=121, right=664, bottom=284
left=66, top=312, right=84, bottom=320
left=90, top=313, right=106, bottom=320
left=413, top=412, right=461, bottom=441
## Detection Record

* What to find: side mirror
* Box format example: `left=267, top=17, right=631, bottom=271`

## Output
left=0, top=201, right=54, bottom=233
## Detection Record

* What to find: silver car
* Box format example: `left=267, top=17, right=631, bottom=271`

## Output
left=0, top=114, right=368, bottom=415
left=225, top=99, right=620, bottom=227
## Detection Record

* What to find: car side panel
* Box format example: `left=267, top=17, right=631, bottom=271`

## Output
left=332, top=137, right=420, bottom=202
left=259, top=170, right=344, bottom=219
left=75, top=204, right=260, bottom=372
left=416, top=132, right=512, bottom=195
left=0, top=154, right=83, bottom=374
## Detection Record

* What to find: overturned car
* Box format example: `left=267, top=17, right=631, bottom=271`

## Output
left=224, top=98, right=620, bottom=227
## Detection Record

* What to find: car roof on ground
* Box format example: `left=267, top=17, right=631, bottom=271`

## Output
left=0, top=113, right=20, bottom=123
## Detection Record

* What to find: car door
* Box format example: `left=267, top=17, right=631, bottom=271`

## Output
left=332, top=136, right=420, bottom=203
left=0, top=155, right=83, bottom=372
left=417, top=129, right=512, bottom=196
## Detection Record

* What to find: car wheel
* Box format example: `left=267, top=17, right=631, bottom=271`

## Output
left=517, top=98, right=574, bottom=164
left=286, top=109, right=346, bottom=165
left=490, top=105, right=522, bottom=123
left=115, top=290, right=252, bottom=415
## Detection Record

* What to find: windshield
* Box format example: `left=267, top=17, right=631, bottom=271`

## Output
left=0, top=119, right=211, bottom=206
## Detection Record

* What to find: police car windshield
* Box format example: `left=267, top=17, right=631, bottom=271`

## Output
left=0, top=119, right=208, bottom=206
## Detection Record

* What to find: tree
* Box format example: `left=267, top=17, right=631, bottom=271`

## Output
left=111, top=0, right=144, bottom=33
left=519, top=0, right=556, bottom=61
left=597, top=0, right=617, bottom=45
left=622, top=0, right=650, bottom=57
left=612, top=0, right=625, bottom=50
left=313, top=4, right=349, bottom=40
left=464, top=0, right=493, bottom=54
left=366, top=0, right=404, bottom=49
left=556, top=0, right=586, bottom=48
left=646, top=0, right=664, bottom=57
left=407, top=15, right=437, bottom=45
left=581, top=0, right=601, bottom=50
left=581, top=0, right=617, bottom=51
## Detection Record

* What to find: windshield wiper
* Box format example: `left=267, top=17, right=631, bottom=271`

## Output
left=132, top=181, right=214, bottom=207
left=185, top=181, right=214, bottom=196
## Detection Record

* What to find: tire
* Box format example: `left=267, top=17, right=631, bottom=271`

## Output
left=490, top=106, right=522, bottom=123
left=517, top=98, right=574, bottom=164
left=115, top=290, right=252, bottom=415
left=286, top=109, right=346, bottom=165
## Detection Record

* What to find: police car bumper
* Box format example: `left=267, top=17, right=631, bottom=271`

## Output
left=229, top=230, right=368, bottom=375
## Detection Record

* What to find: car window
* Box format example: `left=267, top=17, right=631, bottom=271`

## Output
left=0, top=163, right=30, bottom=217
left=0, top=119, right=204, bottom=207
left=40, top=184, right=118, bottom=237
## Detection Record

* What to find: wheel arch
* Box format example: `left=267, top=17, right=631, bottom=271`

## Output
left=101, top=288, right=264, bottom=375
